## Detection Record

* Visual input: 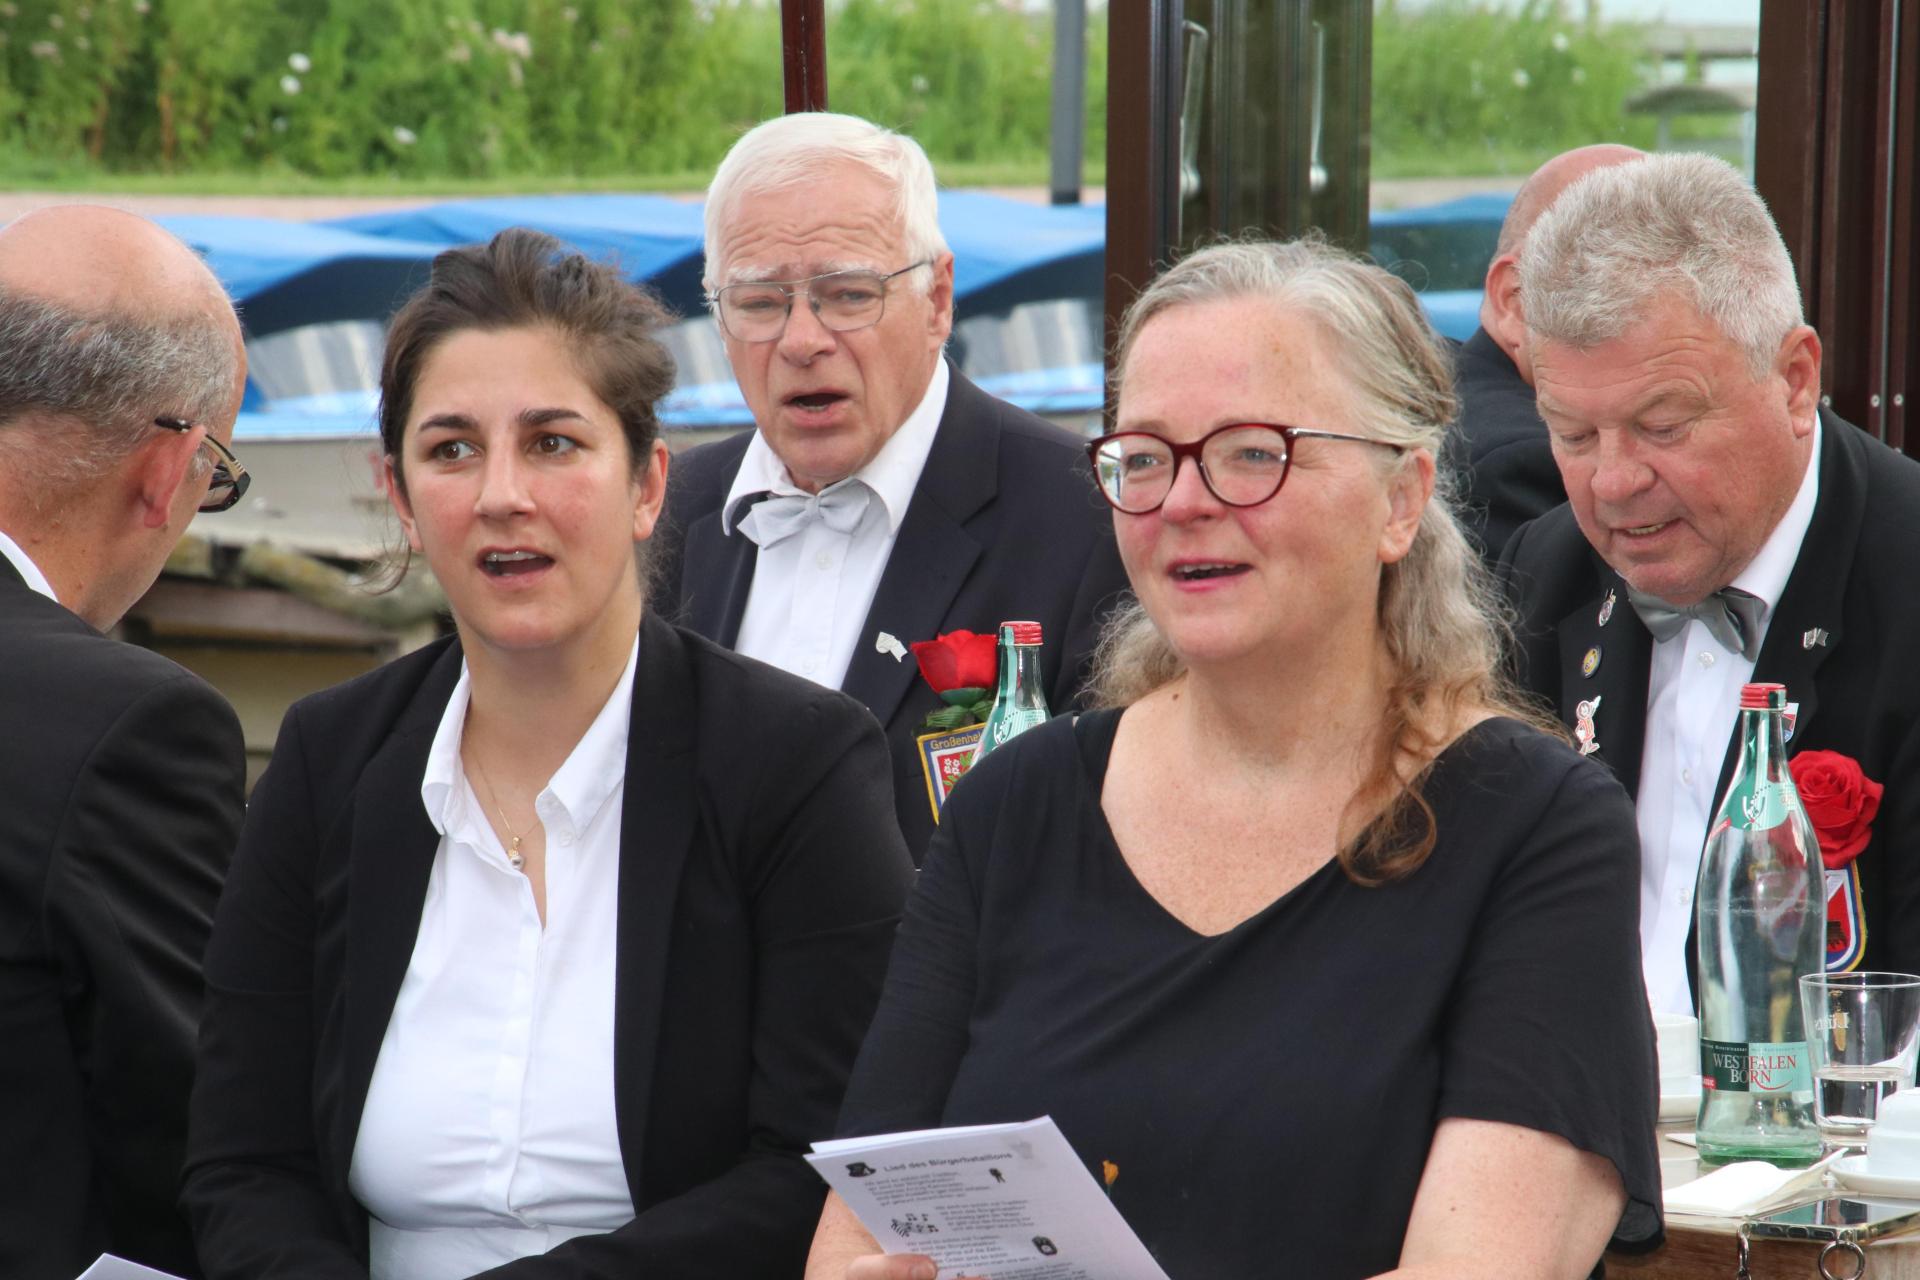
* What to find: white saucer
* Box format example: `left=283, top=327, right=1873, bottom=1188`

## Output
left=1659, top=1082, right=1701, bottom=1122
left=1833, top=1155, right=1920, bottom=1198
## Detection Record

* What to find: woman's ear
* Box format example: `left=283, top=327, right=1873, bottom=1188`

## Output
left=385, top=456, right=424, bottom=553
left=632, top=440, right=670, bottom=543
left=1379, top=448, right=1435, bottom=565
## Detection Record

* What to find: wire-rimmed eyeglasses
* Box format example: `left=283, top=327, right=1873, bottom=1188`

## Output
left=154, top=417, right=251, bottom=513
left=1085, top=422, right=1405, bottom=515
left=707, top=260, right=932, bottom=343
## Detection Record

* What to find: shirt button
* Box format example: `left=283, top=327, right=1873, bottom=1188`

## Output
left=1682, top=768, right=1694, bottom=785
left=801, top=659, right=817, bottom=675
left=815, top=551, right=834, bottom=569
left=1699, top=651, right=1716, bottom=667
left=556, top=830, right=573, bottom=847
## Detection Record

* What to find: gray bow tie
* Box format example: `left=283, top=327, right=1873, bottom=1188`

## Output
left=734, top=480, right=873, bottom=549
left=1626, top=585, right=1766, bottom=661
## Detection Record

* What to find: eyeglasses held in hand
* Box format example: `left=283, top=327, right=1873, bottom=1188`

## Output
left=707, top=260, right=932, bottom=343
left=154, top=417, right=251, bottom=513
left=1085, top=422, right=1405, bottom=514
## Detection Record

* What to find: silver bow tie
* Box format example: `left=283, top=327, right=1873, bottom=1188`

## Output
left=1625, top=585, right=1766, bottom=661
left=734, top=480, right=873, bottom=548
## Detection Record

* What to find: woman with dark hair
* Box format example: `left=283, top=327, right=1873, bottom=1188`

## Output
left=807, top=238, right=1660, bottom=1279
left=184, top=228, right=913, bottom=1280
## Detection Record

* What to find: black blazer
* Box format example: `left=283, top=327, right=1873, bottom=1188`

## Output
left=1498, top=411, right=1920, bottom=977
left=0, top=559, right=244, bottom=1280
left=1448, top=326, right=1564, bottom=562
left=182, top=612, right=914, bottom=1279
left=653, top=368, right=1132, bottom=860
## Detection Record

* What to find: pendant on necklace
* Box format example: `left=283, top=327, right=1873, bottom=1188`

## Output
left=506, top=836, right=525, bottom=871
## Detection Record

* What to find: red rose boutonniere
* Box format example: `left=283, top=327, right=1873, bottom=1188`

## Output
left=1790, top=750, right=1884, bottom=868
left=911, top=630, right=998, bottom=734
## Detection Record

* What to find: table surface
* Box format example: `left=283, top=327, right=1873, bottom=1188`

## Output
left=1607, top=1122, right=1920, bottom=1278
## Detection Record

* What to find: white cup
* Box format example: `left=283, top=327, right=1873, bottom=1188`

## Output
left=1867, top=1089, right=1920, bottom=1175
left=1654, top=1012, right=1701, bottom=1089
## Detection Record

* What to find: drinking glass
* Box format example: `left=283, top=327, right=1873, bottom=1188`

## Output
left=1799, top=971, right=1920, bottom=1138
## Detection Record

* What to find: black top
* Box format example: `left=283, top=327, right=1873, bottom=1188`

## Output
left=839, top=710, right=1661, bottom=1278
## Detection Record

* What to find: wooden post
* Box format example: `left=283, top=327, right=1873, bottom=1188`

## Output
left=781, top=0, right=828, bottom=113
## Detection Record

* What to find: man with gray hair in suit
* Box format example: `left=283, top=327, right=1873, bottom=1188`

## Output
left=1499, top=153, right=1920, bottom=1012
left=0, top=206, right=249, bottom=1279
left=654, top=112, right=1128, bottom=861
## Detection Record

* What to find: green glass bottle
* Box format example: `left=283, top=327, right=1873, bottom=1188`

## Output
left=971, top=621, right=1049, bottom=767
left=1694, top=682, right=1824, bottom=1166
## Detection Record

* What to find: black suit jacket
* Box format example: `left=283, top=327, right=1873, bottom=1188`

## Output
left=181, top=612, right=914, bottom=1280
left=653, top=368, right=1131, bottom=860
left=1498, top=411, right=1920, bottom=976
left=0, top=558, right=244, bottom=1280
left=1449, top=326, right=1565, bottom=561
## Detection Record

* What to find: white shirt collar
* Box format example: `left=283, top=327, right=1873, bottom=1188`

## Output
left=0, top=526, right=59, bottom=602
left=420, top=632, right=640, bottom=838
left=1728, top=414, right=1822, bottom=620
left=722, top=357, right=950, bottom=538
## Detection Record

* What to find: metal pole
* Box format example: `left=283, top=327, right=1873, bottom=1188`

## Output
left=1049, top=0, right=1087, bottom=205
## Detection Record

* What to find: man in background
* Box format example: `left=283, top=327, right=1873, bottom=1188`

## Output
left=1451, top=143, right=1642, bottom=559
left=0, top=205, right=249, bottom=1279
left=654, top=112, right=1128, bottom=860
left=1499, top=154, right=1920, bottom=1012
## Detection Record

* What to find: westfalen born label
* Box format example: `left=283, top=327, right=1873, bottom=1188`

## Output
left=1701, top=1038, right=1813, bottom=1094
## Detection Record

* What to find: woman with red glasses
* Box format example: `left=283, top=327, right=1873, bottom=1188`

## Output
left=808, top=238, right=1659, bottom=1279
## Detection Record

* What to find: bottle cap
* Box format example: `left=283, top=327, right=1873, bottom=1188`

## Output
left=1739, top=681, right=1787, bottom=709
left=1001, top=621, right=1043, bottom=645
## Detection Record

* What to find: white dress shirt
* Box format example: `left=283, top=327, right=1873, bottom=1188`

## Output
left=0, top=526, right=58, bottom=602
left=723, top=359, right=949, bottom=689
left=348, top=636, right=639, bottom=1280
left=1638, top=419, right=1821, bottom=1015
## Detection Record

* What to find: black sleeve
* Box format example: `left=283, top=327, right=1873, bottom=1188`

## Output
left=45, top=674, right=244, bottom=1278
left=183, top=704, right=370, bottom=1280
left=1050, top=521, right=1131, bottom=715
left=1435, top=751, right=1663, bottom=1248
left=1472, top=436, right=1564, bottom=569
left=474, top=695, right=915, bottom=1280
left=834, top=746, right=1008, bottom=1138
left=1863, top=722, right=1920, bottom=976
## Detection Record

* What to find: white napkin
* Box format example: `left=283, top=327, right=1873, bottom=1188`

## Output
left=1663, top=1150, right=1843, bottom=1218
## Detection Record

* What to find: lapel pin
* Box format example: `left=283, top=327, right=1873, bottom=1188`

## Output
left=1803, top=627, right=1830, bottom=650
left=1581, top=645, right=1602, bottom=678
left=1575, top=695, right=1603, bottom=757
left=1598, top=589, right=1616, bottom=627
left=875, top=631, right=907, bottom=662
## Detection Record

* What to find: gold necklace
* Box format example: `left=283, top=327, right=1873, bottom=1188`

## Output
left=469, top=753, right=530, bottom=871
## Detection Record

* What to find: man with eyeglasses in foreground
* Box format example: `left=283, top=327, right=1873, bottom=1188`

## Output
left=0, top=205, right=249, bottom=1280
left=655, top=112, right=1129, bottom=861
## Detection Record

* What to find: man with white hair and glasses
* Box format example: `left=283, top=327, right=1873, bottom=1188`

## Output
left=1499, top=153, right=1920, bottom=1013
left=0, top=205, right=249, bottom=1279
left=655, top=111, right=1128, bottom=861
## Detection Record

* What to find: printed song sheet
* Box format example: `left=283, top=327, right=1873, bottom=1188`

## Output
left=74, top=1257, right=186, bottom=1280
left=808, top=1117, right=1170, bottom=1280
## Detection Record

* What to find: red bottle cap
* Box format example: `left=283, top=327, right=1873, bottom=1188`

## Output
left=1739, top=681, right=1786, bottom=709
left=1002, top=621, right=1043, bottom=645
